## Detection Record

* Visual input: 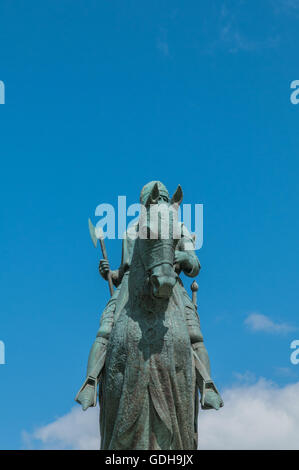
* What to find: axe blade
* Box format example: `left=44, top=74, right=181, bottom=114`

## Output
left=88, top=218, right=98, bottom=248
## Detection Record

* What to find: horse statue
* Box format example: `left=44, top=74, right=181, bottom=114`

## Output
left=76, top=181, right=223, bottom=450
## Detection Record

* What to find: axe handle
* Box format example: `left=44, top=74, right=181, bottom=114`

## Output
left=99, top=238, right=114, bottom=296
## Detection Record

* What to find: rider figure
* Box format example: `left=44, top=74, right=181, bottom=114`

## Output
left=76, top=181, right=223, bottom=413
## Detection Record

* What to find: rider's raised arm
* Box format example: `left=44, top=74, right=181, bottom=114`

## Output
left=110, top=226, right=136, bottom=286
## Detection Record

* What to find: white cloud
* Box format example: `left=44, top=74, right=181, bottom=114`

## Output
left=198, top=379, right=299, bottom=450
left=22, top=406, right=100, bottom=450
left=244, top=313, right=297, bottom=334
left=23, top=379, right=299, bottom=450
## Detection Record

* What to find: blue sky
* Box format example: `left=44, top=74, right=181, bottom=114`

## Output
left=1, top=0, right=299, bottom=449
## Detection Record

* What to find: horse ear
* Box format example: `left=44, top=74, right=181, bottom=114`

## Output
left=171, top=185, right=183, bottom=206
left=146, top=182, right=160, bottom=206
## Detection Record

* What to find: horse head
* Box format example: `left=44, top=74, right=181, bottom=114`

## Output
left=138, top=183, right=183, bottom=299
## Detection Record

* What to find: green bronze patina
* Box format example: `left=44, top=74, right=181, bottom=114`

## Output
left=76, top=181, right=223, bottom=450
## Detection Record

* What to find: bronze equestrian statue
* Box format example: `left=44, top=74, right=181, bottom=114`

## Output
left=76, top=181, right=223, bottom=450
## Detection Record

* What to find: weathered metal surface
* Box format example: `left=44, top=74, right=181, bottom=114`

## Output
left=76, top=182, right=223, bottom=450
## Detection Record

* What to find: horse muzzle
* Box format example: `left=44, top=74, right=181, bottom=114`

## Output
left=150, top=273, right=177, bottom=299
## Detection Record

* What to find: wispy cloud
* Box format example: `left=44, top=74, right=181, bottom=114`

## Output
left=219, top=27, right=279, bottom=54
left=23, top=379, right=299, bottom=450
left=156, top=38, right=169, bottom=57
left=233, top=370, right=257, bottom=384
left=156, top=28, right=170, bottom=57
left=206, top=1, right=280, bottom=54
left=244, top=313, right=297, bottom=334
left=275, top=366, right=299, bottom=378
left=272, top=0, right=299, bottom=12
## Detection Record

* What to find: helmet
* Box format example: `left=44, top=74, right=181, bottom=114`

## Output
left=140, top=181, right=169, bottom=206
